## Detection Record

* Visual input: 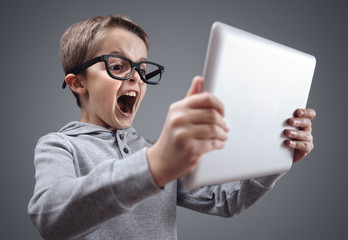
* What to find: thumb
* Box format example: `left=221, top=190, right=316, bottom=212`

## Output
left=185, top=76, right=204, bottom=98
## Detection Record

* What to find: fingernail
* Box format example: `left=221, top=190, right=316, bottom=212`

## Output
left=292, top=119, right=298, bottom=126
left=288, top=130, right=295, bottom=138
left=298, top=110, right=304, bottom=117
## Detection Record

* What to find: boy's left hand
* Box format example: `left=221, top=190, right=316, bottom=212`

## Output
left=283, top=108, right=316, bottom=163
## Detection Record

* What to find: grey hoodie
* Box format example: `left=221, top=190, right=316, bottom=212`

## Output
left=28, top=121, right=283, bottom=240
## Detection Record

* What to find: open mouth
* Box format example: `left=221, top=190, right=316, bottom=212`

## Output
left=116, top=90, right=138, bottom=116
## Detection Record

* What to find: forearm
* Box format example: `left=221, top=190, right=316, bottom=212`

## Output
left=28, top=146, right=161, bottom=240
left=177, top=173, right=284, bottom=217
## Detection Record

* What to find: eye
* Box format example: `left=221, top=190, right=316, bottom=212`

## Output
left=109, top=64, right=123, bottom=71
left=139, top=68, right=146, bottom=76
left=107, top=57, right=128, bottom=72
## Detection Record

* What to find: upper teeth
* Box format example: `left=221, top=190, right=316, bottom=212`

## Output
left=124, top=91, right=136, bottom=97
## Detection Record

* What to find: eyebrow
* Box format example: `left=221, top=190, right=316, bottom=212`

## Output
left=107, top=50, right=147, bottom=62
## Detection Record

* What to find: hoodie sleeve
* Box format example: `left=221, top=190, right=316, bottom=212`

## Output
left=28, top=133, right=162, bottom=240
left=177, top=173, right=284, bottom=217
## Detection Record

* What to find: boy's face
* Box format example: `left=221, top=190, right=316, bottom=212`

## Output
left=79, top=28, right=148, bottom=130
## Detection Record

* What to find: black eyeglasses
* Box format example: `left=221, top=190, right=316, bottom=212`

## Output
left=62, top=54, right=165, bottom=88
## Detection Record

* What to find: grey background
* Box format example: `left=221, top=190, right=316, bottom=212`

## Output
left=1, top=0, right=347, bottom=239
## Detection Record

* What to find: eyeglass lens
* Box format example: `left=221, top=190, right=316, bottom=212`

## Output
left=107, top=56, right=161, bottom=83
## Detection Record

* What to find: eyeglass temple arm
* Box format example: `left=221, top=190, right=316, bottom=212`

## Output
left=62, top=56, right=104, bottom=89
left=145, top=68, right=164, bottom=80
left=62, top=80, right=67, bottom=89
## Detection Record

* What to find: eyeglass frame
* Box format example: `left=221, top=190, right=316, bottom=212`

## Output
left=62, top=54, right=165, bottom=89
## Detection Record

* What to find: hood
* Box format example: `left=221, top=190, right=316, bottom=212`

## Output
left=58, top=121, right=137, bottom=137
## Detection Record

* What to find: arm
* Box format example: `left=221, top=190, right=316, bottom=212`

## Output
left=177, top=174, right=283, bottom=217
left=28, top=134, right=161, bottom=240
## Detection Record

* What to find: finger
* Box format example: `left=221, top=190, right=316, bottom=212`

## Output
left=293, top=151, right=308, bottom=163
left=185, top=76, right=204, bottom=98
left=196, top=138, right=227, bottom=154
left=294, top=108, right=316, bottom=120
left=284, top=140, right=313, bottom=163
left=188, top=123, right=229, bottom=141
left=284, top=139, right=314, bottom=153
left=287, top=117, right=312, bottom=131
left=184, top=92, right=225, bottom=117
left=179, top=108, right=229, bottom=131
left=283, top=129, right=313, bottom=141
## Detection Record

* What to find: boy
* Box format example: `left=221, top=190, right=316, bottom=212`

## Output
left=28, top=15, right=316, bottom=239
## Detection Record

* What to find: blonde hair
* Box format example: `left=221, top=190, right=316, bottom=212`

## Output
left=60, top=15, right=150, bottom=107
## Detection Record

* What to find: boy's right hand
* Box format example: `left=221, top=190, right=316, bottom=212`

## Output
left=147, top=76, right=229, bottom=188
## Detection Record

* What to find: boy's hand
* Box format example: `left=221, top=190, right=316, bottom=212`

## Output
left=283, top=108, right=316, bottom=163
left=147, top=76, right=229, bottom=187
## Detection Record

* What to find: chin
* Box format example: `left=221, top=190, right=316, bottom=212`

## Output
left=115, top=118, right=134, bottom=130
left=120, top=123, right=132, bottom=129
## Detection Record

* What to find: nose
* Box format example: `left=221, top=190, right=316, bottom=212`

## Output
left=128, top=68, right=142, bottom=84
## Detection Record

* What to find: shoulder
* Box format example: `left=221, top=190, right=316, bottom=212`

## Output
left=35, top=121, right=82, bottom=152
left=36, top=131, right=73, bottom=154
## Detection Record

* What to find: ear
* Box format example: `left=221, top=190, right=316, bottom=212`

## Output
left=64, top=74, right=87, bottom=95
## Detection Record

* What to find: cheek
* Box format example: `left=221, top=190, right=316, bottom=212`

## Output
left=91, top=79, right=121, bottom=106
left=138, top=85, right=147, bottom=106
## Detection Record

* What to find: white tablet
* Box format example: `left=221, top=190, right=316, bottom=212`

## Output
left=184, top=22, right=316, bottom=190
